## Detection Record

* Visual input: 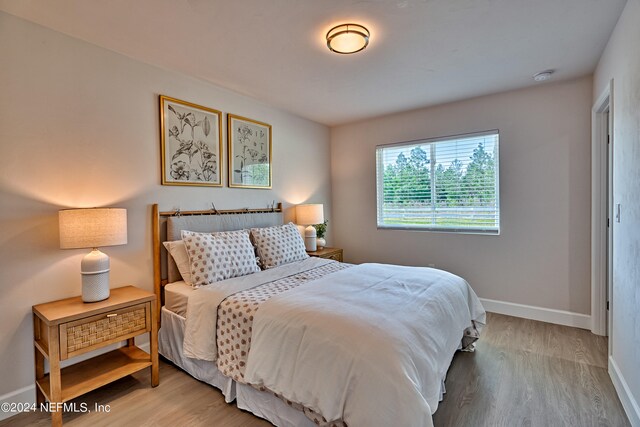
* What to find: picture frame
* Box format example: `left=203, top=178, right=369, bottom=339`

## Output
left=227, top=114, right=272, bottom=189
left=160, top=95, right=223, bottom=186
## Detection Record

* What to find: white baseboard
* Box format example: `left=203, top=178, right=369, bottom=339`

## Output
left=479, top=298, right=591, bottom=329
left=609, top=356, right=640, bottom=426
left=0, top=384, right=35, bottom=422
left=0, top=341, right=151, bottom=422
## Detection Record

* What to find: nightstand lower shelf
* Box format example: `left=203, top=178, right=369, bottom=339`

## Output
left=36, top=346, right=152, bottom=403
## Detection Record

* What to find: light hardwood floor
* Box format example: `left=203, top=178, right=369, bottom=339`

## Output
left=2, top=313, right=629, bottom=427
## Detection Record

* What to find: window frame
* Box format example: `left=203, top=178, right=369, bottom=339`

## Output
left=376, top=129, right=500, bottom=235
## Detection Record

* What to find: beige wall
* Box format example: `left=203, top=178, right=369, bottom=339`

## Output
left=594, top=0, right=640, bottom=422
left=0, top=12, right=331, bottom=398
left=331, top=77, right=593, bottom=314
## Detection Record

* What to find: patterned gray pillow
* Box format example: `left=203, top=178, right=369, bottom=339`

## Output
left=250, top=223, right=309, bottom=269
left=181, top=229, right=260, bottom=287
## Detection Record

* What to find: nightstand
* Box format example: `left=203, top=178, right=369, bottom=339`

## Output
left=307, top=247, right=343, bottom=262
left=32, top=286, right=158, bottom=426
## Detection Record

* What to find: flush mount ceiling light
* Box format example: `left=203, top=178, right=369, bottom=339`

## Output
left=326, top=23, right=370, bottom=54
left=533, top=69, right=555, bottom=82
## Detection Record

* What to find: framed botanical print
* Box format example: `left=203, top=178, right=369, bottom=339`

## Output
left=227, top=114, right=272, bottom=189
left=160, top=95, right=223, bottom=186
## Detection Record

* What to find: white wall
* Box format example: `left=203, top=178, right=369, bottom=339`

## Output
left=594, top=0, right=640, bottom=424
left=331, top=77, right=593, bottom=316
left=0, top=12, right=331, bottom=402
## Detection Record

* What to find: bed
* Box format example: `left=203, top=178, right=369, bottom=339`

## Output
left=152, top=203, right=486, bottom=427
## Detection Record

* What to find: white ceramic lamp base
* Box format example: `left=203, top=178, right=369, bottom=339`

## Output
left=81, top=249, right=111, bottom=302
left=304, top=225, right=317, bottom=252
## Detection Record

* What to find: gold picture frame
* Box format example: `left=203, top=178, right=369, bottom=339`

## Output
left=227, top=114, right=272, bottom=189
left=160, top=95, right=223, bottom=187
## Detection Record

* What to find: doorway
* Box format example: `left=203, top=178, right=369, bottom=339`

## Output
left=591, top=80, right=613, bottom=352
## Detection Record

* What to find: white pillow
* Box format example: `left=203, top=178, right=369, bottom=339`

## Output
left=163, top=240, right=192, bottom=286
left=181, top=229, right=260, bottom=287
left=250, top=223, right=309, bottom=269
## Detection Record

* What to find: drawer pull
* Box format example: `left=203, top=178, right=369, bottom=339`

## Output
left=106, top=313, right=118, bottom=318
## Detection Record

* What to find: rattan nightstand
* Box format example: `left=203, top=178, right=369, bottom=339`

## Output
left=307, top=247, right=343, bottom=262
left=32, top=286, right=158, bottom=426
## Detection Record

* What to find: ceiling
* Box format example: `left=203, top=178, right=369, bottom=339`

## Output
left=0, top=0, right=627, bottom=126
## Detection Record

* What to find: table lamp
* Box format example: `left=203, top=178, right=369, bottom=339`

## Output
left=296, top=204, right=324, bottom=252
left=59, top=208, right=128, bottom=302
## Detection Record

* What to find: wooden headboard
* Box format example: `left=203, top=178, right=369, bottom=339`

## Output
left=152, top=202, right=283, bottom=328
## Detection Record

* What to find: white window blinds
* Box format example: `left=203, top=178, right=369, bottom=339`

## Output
left=376, top=130, right=500, bottom=234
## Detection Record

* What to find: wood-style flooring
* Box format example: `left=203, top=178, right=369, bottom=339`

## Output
left=432, top=313, right=629, bottom=427
left=1, top=313, right=629, bottom=427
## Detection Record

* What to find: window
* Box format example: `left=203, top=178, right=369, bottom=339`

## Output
left=376, top=130, right=500, bottom=234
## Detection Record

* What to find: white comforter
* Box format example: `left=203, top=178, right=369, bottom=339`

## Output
left=243, top=263, right=486, bottom=427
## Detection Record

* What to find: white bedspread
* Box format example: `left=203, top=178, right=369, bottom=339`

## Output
left=183, top=257, right=333, bottom=361
left=243, top=263, right=486, bottom=427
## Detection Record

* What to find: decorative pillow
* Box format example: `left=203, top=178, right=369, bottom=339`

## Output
left=181, top=230, right=260, bottom=287
left=250, top=223, right=309, bottom=269
left=163, top=240, right=192, bottom=286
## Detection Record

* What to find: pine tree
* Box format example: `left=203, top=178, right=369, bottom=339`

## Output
left=462, top=143, right=495, bottom=206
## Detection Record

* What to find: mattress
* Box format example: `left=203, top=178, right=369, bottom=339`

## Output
left=164, top=280, right=193, bottom=317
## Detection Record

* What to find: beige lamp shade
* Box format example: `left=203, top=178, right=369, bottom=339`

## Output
left=296, top=204, right=324, bottom=225
left=59, top=208, right=128, bottom=249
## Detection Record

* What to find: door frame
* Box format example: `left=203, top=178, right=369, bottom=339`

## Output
left=591, top=79, right=613, bottom=338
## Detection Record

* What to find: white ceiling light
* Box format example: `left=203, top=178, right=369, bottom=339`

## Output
left=326, top=23, right=370, bottom=54
left=533, top=69, right=555, bottom=82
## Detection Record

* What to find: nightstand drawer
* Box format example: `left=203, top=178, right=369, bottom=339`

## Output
left=325, top=252, right=343, bottom=262
left=308, top=247, right=343, bottom=262
left=59, top=302, right=150, bottom=360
